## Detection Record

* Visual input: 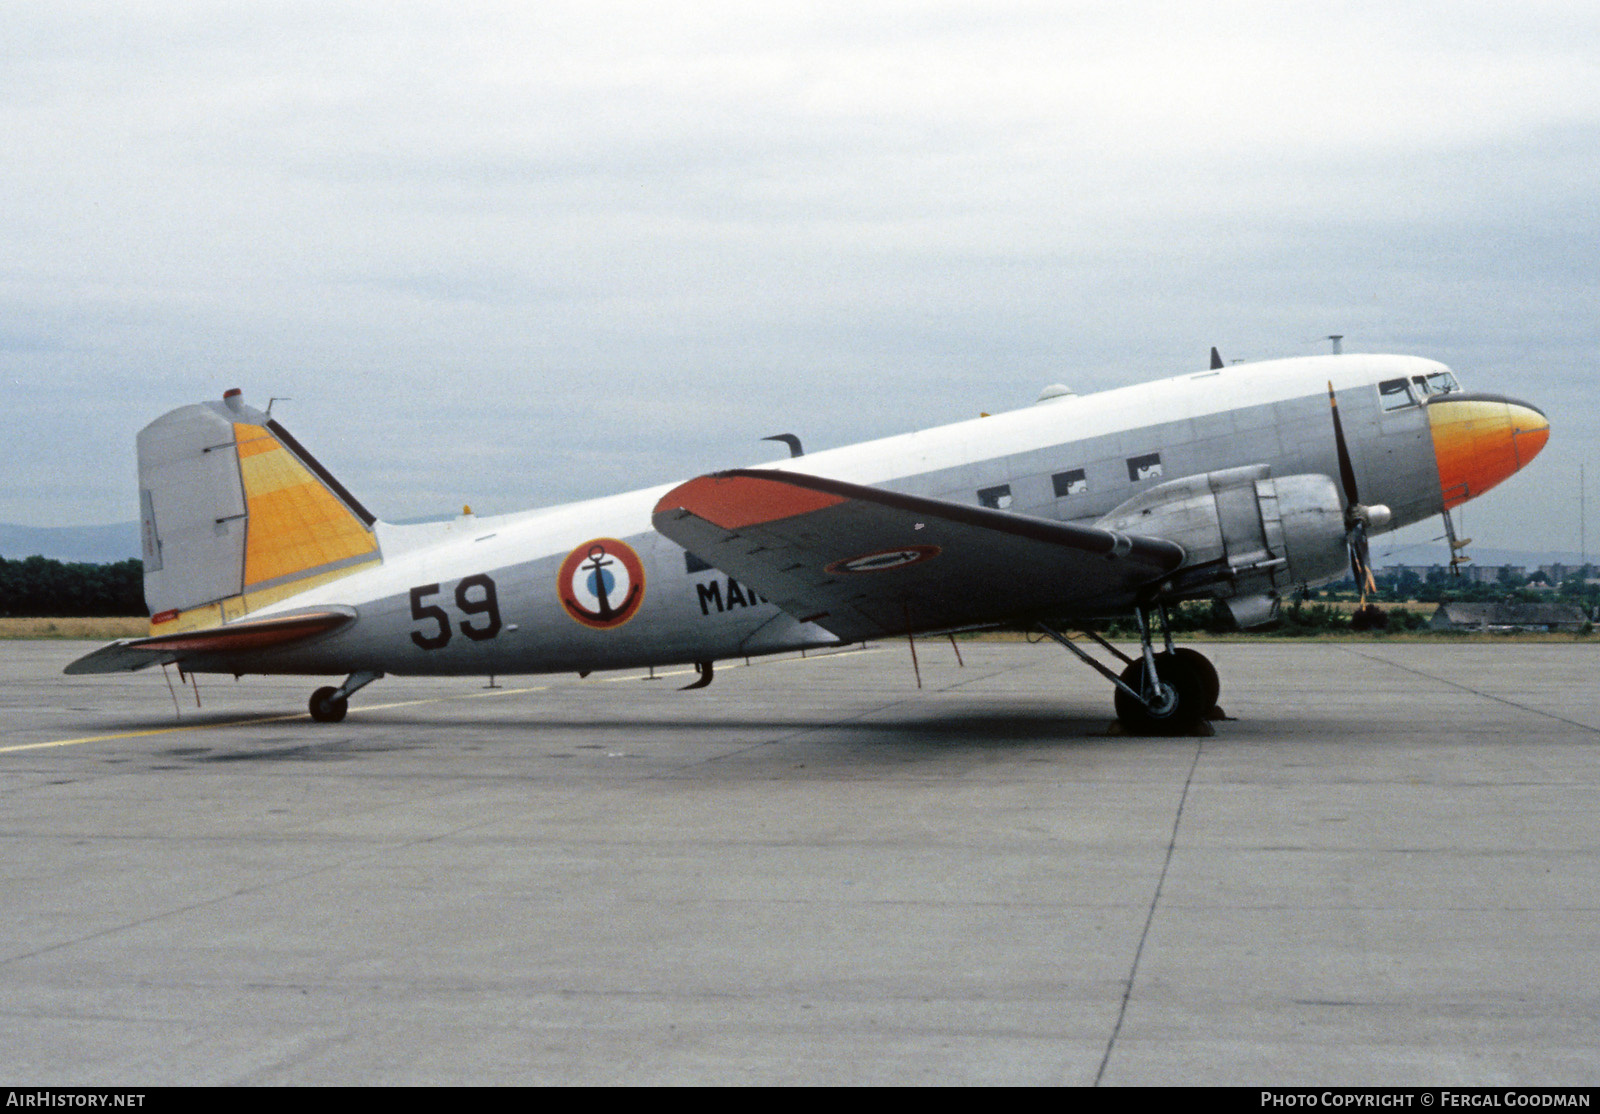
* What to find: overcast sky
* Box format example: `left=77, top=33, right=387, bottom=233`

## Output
left=4, top=1, right=1597, bottom=561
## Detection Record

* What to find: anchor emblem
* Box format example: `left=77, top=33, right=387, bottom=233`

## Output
left=558, top=538, right=646, bottom=629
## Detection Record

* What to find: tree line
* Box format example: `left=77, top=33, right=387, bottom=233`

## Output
left=0, top=556, right=146, bottom=617
left=1087, top=598, right=1430, bottom=637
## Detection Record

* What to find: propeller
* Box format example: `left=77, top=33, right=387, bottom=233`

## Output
left=1327, top=383, right=1392, bottom=619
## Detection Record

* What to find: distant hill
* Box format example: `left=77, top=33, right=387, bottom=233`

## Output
left=0, top=522, right=140, bottom=564
left=1371, top=541, right=1593, bottom=571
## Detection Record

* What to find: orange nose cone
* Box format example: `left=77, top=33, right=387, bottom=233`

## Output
left=1429, top=395, right=1550, bottom=509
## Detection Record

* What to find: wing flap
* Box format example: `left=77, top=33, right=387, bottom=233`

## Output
left=652, top=470, right=1185, bottom=641
left=63, top=608, right=356, bottom=675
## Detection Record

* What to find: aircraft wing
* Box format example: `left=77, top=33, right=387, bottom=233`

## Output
left=63, top=608, right=356, bottom=675
left=652, top=469, right=1186, bottom=642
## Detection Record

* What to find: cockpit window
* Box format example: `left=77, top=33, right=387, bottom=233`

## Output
left=1378, top=378, right=1419, bottom=411
left=1413, top=371, right=1461, bottom=397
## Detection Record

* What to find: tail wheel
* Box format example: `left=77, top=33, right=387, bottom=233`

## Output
left=1114, top=652, right=1209, bottom=735
left=308, top=686, right=349, bottom=723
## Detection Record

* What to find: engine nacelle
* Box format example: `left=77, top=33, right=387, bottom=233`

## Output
left=1095, top=465, right=1349, bottom=626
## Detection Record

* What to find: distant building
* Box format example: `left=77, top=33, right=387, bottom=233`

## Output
left=1429, top=602, right=1589, bottom=632
left=1538, top=563, right=1597, bottom=585
left=1382, top=564, right=1449, bottom=582
left=1377, top=563, right=1591, bottom=587
left=1379, top=563, right=1503, bottom=586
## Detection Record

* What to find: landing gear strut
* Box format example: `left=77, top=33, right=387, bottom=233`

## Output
left=1038, top=607, right=1219, bottom=734
left=308, top=670, right=383, bottom=723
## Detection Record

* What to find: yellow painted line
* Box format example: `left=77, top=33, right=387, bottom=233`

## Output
left=762, top=646, right=886, bottom=666
left=0, top=683, right=560, bottom=754
left=0, top=714, right=309, bottom=754
left=339, top=683, right=553, bottom=714
left=7, top=646, right=885, bottom=755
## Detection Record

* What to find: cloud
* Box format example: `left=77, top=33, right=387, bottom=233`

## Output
left=0, top=2, right=1595, bottom=554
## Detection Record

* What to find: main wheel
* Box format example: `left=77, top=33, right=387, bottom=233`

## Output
left=1113, top=652, right=1208, bottom=735
left=1164, top=648, right=1220, bottom=713
left=308, top=686, right=348, bottom=723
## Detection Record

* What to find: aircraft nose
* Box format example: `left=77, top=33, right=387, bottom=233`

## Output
left=1428, top=393, right=1550, bottom=509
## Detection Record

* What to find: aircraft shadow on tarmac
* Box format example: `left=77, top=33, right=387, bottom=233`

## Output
left=132, top=705, right=1200, bottom=769
left=165, top=738, right=428, bottom=763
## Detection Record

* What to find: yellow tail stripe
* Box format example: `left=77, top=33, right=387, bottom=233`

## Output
left=232, top=423, right=378, bottom=589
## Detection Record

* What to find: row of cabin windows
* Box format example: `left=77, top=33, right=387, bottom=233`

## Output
left=690, top=372, right=1465, bottom=571
left=979, top=372, right=1463, bottom=509
left=976, top=454, right=1165, bottom=510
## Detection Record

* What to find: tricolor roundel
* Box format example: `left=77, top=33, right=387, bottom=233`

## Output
left=558, top=538, right=646, bottom=629
left=824, top=545, right=941, bottom=575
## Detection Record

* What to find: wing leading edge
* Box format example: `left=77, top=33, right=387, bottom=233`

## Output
left=652, top=469, right=1186, bottom=642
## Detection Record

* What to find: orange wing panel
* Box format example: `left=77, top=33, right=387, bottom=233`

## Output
left=655, top=473, right=847, bottom=530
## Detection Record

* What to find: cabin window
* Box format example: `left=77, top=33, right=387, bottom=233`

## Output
left=1378, top=378, right=1419, bottom=411
left=1126, top=453, right=1163, bottom=482
left=1413, top=371, right=1461, bottom=397
left=1052, top=469, right=1088, bottom=497
left=977, top=484, right=1013, bottom=510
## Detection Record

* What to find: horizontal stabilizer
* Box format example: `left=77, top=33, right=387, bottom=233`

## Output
left=652, top=469, right=1185, bottom=641
left=64, top=608, right=356, bottom=675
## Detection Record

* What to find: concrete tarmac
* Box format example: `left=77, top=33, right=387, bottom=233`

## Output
left=1, top=638, right=1597, bottom=1085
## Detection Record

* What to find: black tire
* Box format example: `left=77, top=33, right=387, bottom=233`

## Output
left=1113, top=653, right=1208, bottom=735
left=1164, top=648, right=1220, bottom=712
left=309, top=686, right=348, bottom=723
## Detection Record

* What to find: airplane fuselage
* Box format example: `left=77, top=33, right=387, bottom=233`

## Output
left=192, top=352, right=1535, bottom=678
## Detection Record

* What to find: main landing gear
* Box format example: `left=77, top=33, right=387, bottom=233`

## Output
left=1037, top=607, right=1221, bottom=735
left=308, top=670, right=383, bottom=723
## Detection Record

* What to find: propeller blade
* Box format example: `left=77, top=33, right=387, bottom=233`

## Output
left=1327, top=381, right=1361, bottom=509
left=1348, top=520, right=1376, bottom=596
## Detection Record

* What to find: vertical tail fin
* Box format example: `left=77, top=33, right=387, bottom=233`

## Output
left=138, top=389, right=381, bottom=633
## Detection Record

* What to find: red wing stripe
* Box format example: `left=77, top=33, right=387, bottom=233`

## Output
left=655, top=473, right=847, bottom=529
